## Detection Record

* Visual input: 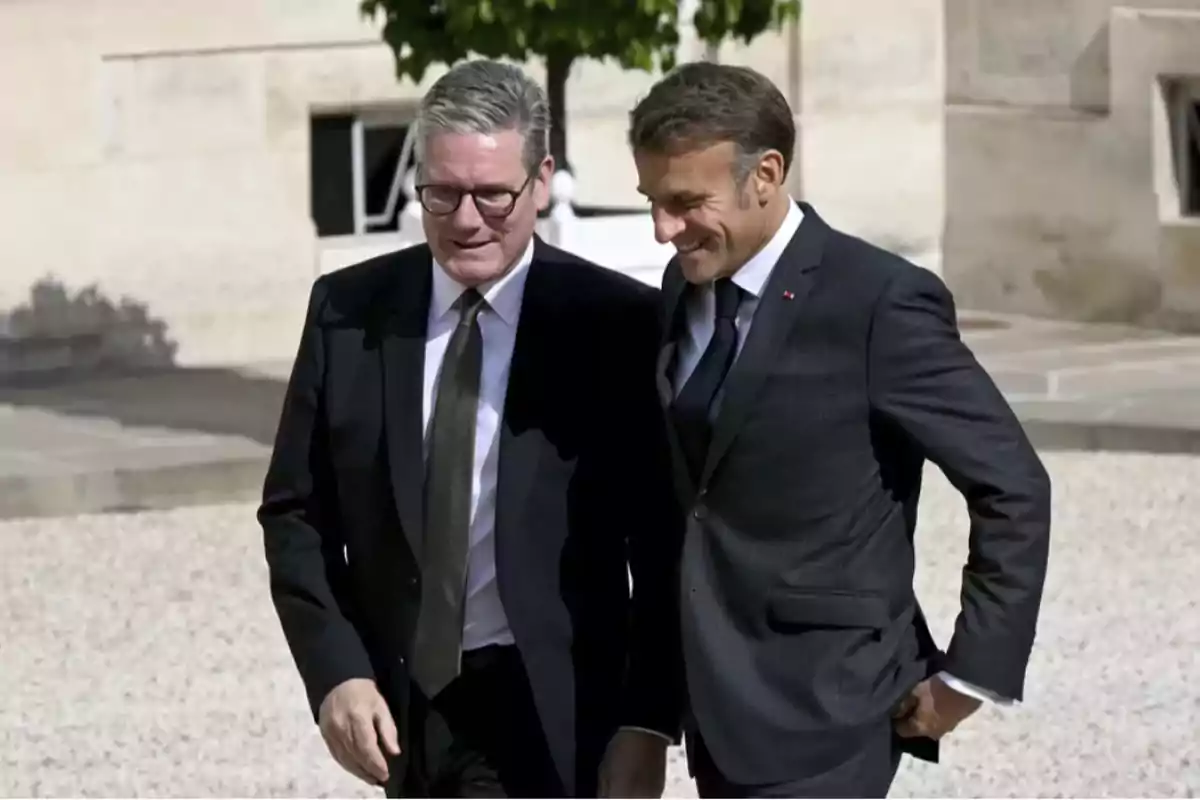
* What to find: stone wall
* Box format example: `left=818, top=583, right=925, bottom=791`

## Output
left=790, top=0, right=946, bottom=267
left=19, top=0, right=1200, bottom=368
left=943, top=0, right=1200, bottom=329
left=0, top=0, right=742, bottom=367
left=0, top=0, right=402, bottom=367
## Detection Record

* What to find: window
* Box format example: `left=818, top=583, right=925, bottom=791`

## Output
left=310, top=108, right=418, bottom=237
left=1184, top=100, right=1200, bottom=216
left=1167, top=80, right=1200, bottom=217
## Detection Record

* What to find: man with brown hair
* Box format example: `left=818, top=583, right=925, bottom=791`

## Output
left=628, top=62, right=1052, bottom=797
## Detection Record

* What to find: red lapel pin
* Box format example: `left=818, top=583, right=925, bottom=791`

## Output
left=782, top=290, right=794, bottom=300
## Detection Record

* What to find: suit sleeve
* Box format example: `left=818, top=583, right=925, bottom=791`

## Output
left=258, top=279, right=375, bottom=721
left=614, top=294, right=687, bottom=741
left=866, top=266, right=1051, bottom=702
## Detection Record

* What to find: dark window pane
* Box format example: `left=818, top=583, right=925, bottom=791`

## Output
left=310, top=115, right=354, bottom=237
left=364, top=124, right=413, bottom=233
left=1188, top=102, right=1200, bottom=215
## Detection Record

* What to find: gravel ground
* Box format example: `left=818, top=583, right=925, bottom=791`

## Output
left=2, top=450, right=1198, bottom=798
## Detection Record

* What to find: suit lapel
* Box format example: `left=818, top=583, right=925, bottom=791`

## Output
left=656, top=262, right=697, bottom=498
left=701, top=204, right=828, bottom=486
left=656, top=262, right=687, bottom=408
left=380, top=248, right=433, bottom=561
left=655, top=343, right=677, bottom=409
left=494, top=247, right=552, bottom=553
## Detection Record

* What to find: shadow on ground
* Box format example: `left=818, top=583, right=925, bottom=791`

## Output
left=1, top=276, right=289, bottom=445
left=0, top=367, right=288, bottom=445
left=2, top=276, right=177, bottom=372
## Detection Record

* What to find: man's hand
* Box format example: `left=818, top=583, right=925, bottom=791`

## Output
left=892, top=674, right=983, bottom=740
left=318, top=678, right=401, bottom=786
left=598, top=729, right=669, bottom=798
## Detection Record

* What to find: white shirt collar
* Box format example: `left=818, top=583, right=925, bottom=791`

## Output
left=430, top=237, right=535, bottom=326
left=730, top=199, right=803, bottom=298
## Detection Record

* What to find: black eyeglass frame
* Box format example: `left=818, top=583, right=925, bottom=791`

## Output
left=413, top=173, right=535, bottom=218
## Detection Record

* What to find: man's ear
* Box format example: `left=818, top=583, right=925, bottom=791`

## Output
left=534, top=155, right=555, bottom=211
left=753, top=150, right=786, bottom=205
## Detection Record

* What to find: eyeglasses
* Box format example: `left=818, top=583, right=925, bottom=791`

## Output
left=414, top=173, right=534, bottom=218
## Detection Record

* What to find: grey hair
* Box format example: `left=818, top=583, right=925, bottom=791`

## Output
left=414, top=59, right=549, bottom=173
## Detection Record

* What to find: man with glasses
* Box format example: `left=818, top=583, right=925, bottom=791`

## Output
left=260, top=60, right=683, bottom=797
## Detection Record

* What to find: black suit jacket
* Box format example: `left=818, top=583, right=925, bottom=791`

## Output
left=259, top=237, right=684, bottom=794
left=659, top=203, right=1052, bottom=785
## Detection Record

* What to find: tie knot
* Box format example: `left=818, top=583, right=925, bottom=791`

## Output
left=714, top=278, right=741, bottom=320
left=456, top=288, right=486, bottom=323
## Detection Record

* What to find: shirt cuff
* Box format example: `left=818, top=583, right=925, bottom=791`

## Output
left=937, top=670, right=1018, bottom=706
left=618, top=726, right=675, bottom=743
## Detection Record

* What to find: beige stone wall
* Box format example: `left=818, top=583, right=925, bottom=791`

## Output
left=0, top=0, right=716, bottom=366
left=1, top=0, right=405, bottom=366
left=943, top=0, right=1200, bottom=328
left=16, top=0, right=965, bottom=365
left=790, top=0, right=946, bottom=266
left=25, top=0, right=1200, bottom=365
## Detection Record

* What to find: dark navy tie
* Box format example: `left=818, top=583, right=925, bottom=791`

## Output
left=672, top=278, right=742, bottom=483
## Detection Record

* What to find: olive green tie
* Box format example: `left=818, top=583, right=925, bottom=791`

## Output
left=411, top=288, right=485, bottom=698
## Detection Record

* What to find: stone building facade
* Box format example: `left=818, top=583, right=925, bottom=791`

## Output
left=0, top=0, right=797, bottom=367
left=2, top=0, right=1198, bottom=371
left=941, top=0, right=1200, bottom=329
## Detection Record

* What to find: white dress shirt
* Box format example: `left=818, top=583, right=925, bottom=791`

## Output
left=423, top=239, right=673, bottom=742
left=675, top=200, right=1011, bottom=706
left=422, top=239, right=535, bottom=653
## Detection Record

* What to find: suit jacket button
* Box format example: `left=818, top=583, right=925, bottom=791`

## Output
left=693, top=505, right=706, bottom=520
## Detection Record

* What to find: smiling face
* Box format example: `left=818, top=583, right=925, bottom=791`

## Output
left=419, top=128, right=552, bottom=287
left=626, top=62, right=797, bottom=284
left=634, top=140, right=788, bottom=284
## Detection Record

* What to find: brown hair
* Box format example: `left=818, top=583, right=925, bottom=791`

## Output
left=628, top=62, right=795, bottom=179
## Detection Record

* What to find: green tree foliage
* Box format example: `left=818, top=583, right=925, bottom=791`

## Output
left=360, top=0, right=799, bottom=172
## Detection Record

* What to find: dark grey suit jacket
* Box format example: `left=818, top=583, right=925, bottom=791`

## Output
left=658, top=203, right=1052, bottom=785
